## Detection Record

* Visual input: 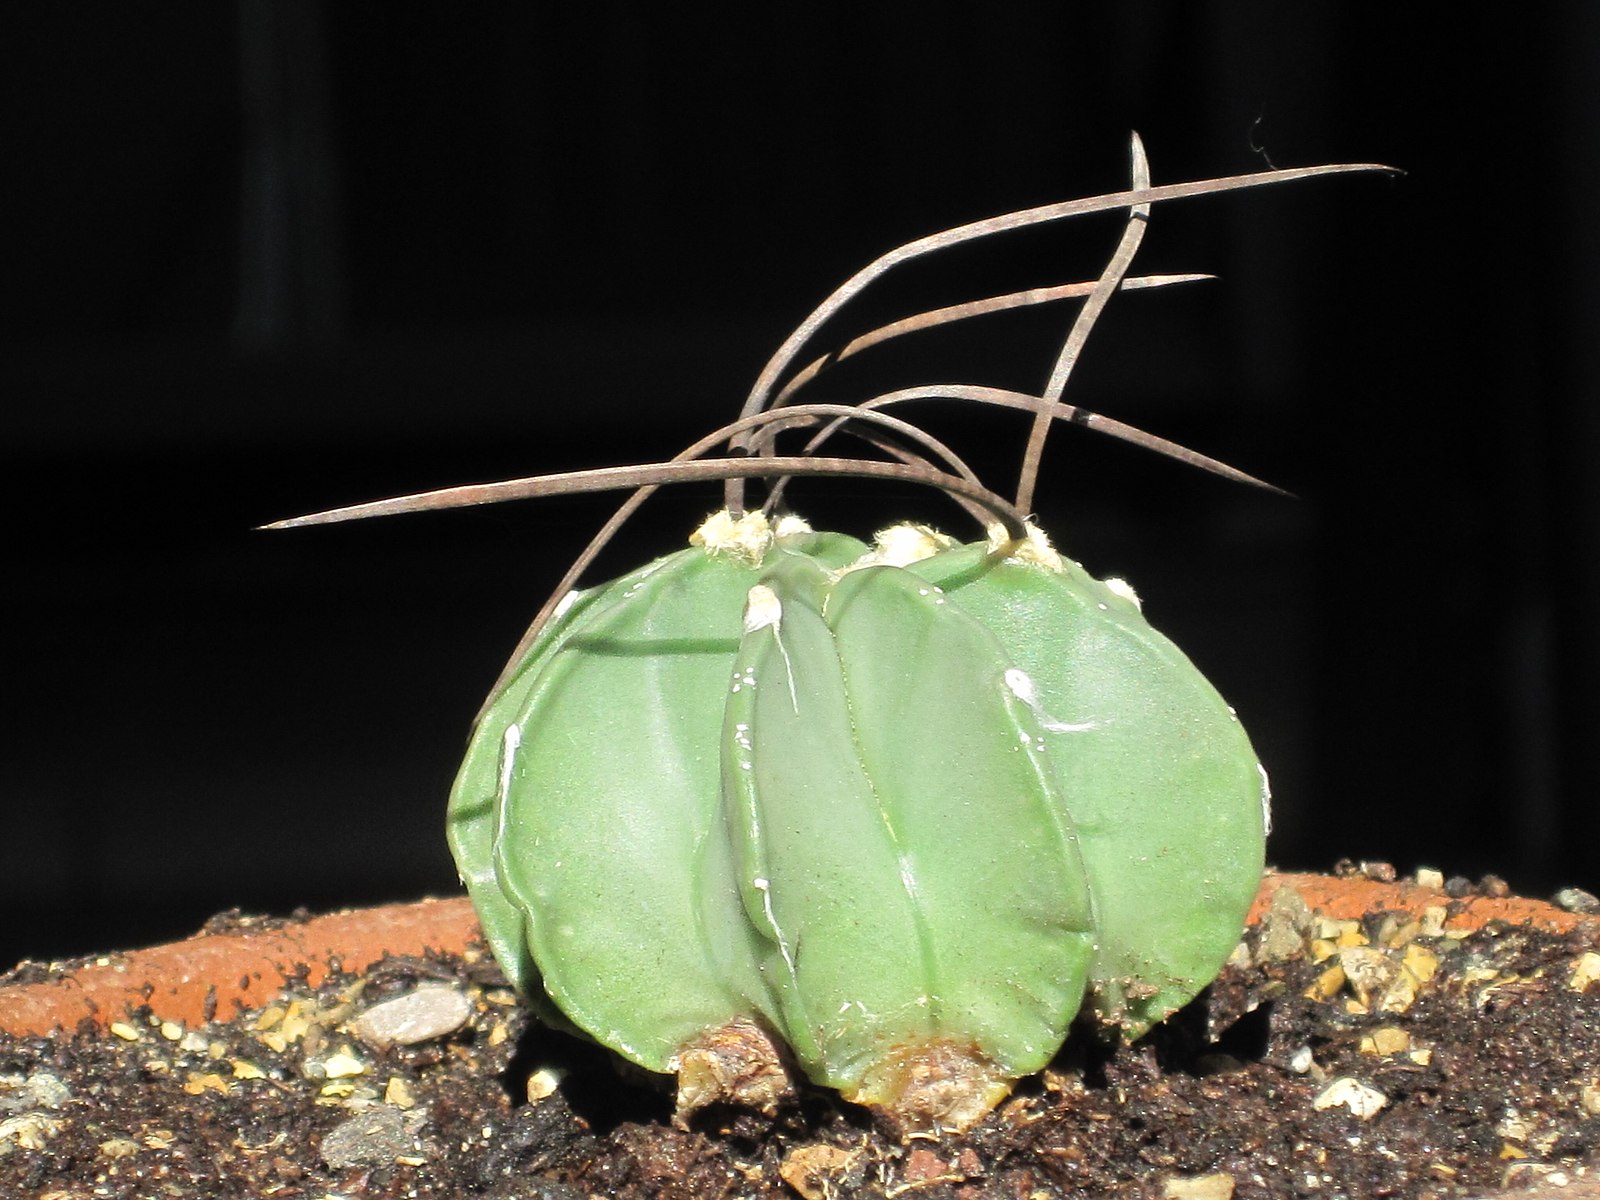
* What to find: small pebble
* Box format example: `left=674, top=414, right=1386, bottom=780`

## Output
left=351, top=984, right=473, bottom=1049
left=1360, top=1027, right=1411, bottom=1056
left=1580, top=1082, right=1600, bottom=1116
left=1479, top=874, right=1511, bottom=899
left=1555, top=887, right=1600, bottom=914
left=1337, top=946, right=1397, bottom=1006
left=0, top=1113, right=64, bottom=1152
left=320, top=1047, right=369, bottom=1079
left=1164, top=1172, right=1235, bottom=1200
left=0, top=1073, right=70, bottom=1115
left=320, top=1104, right=413, bottom=1169
left=1360, top=860, right=1397, bottom=883
left=1287, top=1045, right=1316, bottom=1074
left=1445, top=876, right=1473, bottom=898
left=1413, top=867, right=1445, bottom=890
left=1570, top=952, right=1600, bottom=993
left=527, top=1067, right=564, bottom=1103
left=1256, top=887, right=1313, bottom=963
left=1313, top=1077, right=1387, bottom=1120
left=25, top=1074, right=69, bottom=1111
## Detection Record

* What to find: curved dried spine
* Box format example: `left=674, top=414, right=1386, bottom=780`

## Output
left=266, top=403, right=1020, bottom=717
left=760, top=382, right=1286, bottom=519
left=770, top=271, right=1213, bottom=408
left=727, top=149, right=1394, bottom=514
left=1015, top=133, right=1150, bottom=514
left=264, top=144, right=1391, bottom=719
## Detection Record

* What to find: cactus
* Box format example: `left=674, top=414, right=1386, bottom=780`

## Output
left=268, top=140, right=1385, bottom=1133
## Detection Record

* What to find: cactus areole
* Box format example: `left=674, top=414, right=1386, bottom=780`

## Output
left=268, top=140, right=1387, bottom=1133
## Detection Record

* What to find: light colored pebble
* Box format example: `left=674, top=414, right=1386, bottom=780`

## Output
left=350, top=984, right=472, bottom=1049
left=0, top=1113, right=64, bottom=1153
left=1570, top=952, right=1600, bottom=993
left=1582, top=1082, right=1600, bottom=1116
left=1360, top=1027, right=1410, bottom=1056
left=1338, top=947, right=1397, bottom=1006
left=321, top=1047, right=369, bottom=1079
left=1313, top=1077, right=1387, bottom=1119
left=527, top=1067, right=564, bottom=1102
left=1256, top=887, right=1313, bottom=963
left=0, top=1073, right=69, bottom=1114
left=320, top=1104, right=413, bottom=1170
left=1414, top=866, right=1445, bottom=890
left=1287, top=1045, right=1316, bottom=1074
left=1498, top=1108, right=1533, bottom=1142
left=1556, top=887, right=1600, bottom=914
left=1163, top=1172, right=1236, bottom=1200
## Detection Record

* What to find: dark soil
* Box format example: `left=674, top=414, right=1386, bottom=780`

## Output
left=3, top=882, right=1599, bottom=1199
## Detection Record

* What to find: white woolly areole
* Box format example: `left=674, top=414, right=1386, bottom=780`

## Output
left=985, top=521, right=1065, bottom=572
left=867, top=522, right=956, bottom=568
left=692, top=509, right=775, bottom=563
left=691, top=509, right=813, bottom=564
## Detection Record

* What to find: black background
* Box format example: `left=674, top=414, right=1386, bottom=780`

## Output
left=7, top=4, right=1598, bottom=973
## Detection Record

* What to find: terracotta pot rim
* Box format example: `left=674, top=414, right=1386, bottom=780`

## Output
left=1, top=873, right=1593, bottom=1040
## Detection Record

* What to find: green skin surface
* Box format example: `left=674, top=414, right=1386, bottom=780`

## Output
left=447, top=520, right=1266, bottom=1101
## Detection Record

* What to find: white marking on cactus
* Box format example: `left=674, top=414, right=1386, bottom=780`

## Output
left=482, top=725, right=522, bottom=886
left=497, top=725, right=521, bottom=805
left=1003, top=668, right=1097, bottom=733
left=742, top=584, right=783, bottom=633
left=1104, top=576, right=1142, bottom=610
left=745, top=585, right=799, bottom=712
left=752, top=877, right=796, bottom=974
left=899, top=863, right=920, bottom=903
left=551, top=589, right=581, bottom=621
left=1257, top=762, right=1274, bottom=835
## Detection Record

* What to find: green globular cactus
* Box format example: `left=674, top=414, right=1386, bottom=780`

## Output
left=446, top=509, right=1262, bottom=1131
left=267, top=140, right=1384, bottom=1133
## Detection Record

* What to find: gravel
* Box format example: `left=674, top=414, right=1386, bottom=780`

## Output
left=2, top=884, right=1598, bottom=1198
